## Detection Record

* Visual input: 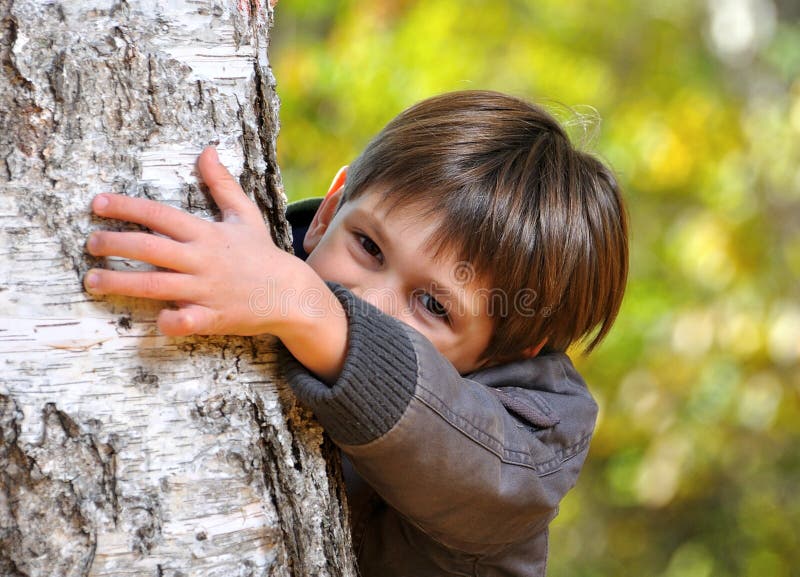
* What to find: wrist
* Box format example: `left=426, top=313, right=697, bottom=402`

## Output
left=273, top=266, right=349, bottom=384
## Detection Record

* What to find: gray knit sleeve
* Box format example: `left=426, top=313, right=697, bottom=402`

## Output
left=279, top=283, right=419, bottom=446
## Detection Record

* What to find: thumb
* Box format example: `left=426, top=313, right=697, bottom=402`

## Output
left=157, top=305, right=218, bottom=336
left=197, top=147, right=258, bottom=223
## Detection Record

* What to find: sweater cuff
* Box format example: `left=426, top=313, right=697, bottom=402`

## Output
left=280, top=283, right=419, bottom=446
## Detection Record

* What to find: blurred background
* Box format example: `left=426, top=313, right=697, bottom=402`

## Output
left=270, top=1, right=800, bottom=575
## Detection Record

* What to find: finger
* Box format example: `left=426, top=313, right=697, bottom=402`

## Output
left=157, top=305, right=219, bottom=336
left=197, top=147, right=260, bottom=224
left=84, top=268, right=197, bottom=302
left=87, top=231, right=198, bottom=272
left=92, top=194, right=204, bottom=242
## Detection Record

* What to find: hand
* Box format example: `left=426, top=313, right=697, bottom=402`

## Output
left=85, top=147, right=302, bottom=337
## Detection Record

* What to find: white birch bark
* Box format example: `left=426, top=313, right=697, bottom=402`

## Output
left=0, top=1, right=355, bottom=575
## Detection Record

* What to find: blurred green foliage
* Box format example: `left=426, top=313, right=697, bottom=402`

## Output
left=271, top=1, right=800, bottom=575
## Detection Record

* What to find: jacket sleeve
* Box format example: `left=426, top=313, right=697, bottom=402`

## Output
left=281, top=284, right=598, bottom=554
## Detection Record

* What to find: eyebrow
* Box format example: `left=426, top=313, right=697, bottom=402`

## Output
left=350, top=207, right=392, bottom=251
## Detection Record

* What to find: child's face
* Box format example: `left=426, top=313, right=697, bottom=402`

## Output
left=303, top=188, right=494, bottom=374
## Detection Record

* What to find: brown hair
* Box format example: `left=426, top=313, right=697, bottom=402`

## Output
left=342, top=90, right=628, bottom=360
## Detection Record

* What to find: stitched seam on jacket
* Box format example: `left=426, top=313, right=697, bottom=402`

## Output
left=413, top=384, right=593, bottom=474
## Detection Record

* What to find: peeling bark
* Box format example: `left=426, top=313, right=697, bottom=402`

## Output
left=0, top=1, right=355, bottom=575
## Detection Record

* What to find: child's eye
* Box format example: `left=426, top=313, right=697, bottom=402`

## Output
left=418, top=293, right=449, bottom=320
left=357, top=234, right=383, bottom=262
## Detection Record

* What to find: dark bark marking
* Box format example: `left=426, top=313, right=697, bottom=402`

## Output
left=232, top=6, right=290, bottom=253
left=131, top=366, right=160, bottom=392
left=146, top=53, right=163, bottom=126
left=191, top=393, right=233, bottom=436
left=0, top=9, right=33, bottom=92
left=252, top=397, right=305, bottom=576
left=1, top=10, right=51, bottom=184
left=249, top=60, right=291, bottom=252
left=320, top=435, right=353, bottom=574
left=0, top=396, right=114, bottom=577
left=127, top=500, right=162, bottom=554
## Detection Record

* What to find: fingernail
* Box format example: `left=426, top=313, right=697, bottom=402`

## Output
left=207, top=146, right=220, bottom=163
left=87, top=233, right=98, bottom=252
left=93, top=195, right=109, bottom=212
left=85, top=271, right=99, bottom=289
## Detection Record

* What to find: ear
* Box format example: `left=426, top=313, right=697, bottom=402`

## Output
left=303, top=165, right=348, bottom=254
left=326, top=165, right=348, bottom=199
left=521, top=339, right=547, bottom=359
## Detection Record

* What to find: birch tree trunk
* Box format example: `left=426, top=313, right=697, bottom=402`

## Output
left=0, top=1, right=355, bottom=576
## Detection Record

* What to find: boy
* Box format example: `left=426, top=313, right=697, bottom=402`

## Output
left=85, top=90, right=628, bottom=576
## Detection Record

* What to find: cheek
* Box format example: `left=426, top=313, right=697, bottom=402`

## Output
left=447, top=323, right=493, bottom=372
left=305, top=239, right=365, bottom=293
left=416, top=327, right=462, bottom=365
left=305, top=238, right=343, bottom=279
left=304, top=250, right=329, bottom=277
left=308, top=259, right=347, bottom=287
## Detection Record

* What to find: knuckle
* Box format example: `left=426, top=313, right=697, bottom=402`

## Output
left=209, top=310, right=225, bottom=334
left=140, top=234, right=158, bottom=254
left=178, top=310, right=194, bottom=333
left=141, top=274, right=163, bottom=298
left=212, top=167, right=236, bottom=187
left=142, top=201, right=165, bottom=224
